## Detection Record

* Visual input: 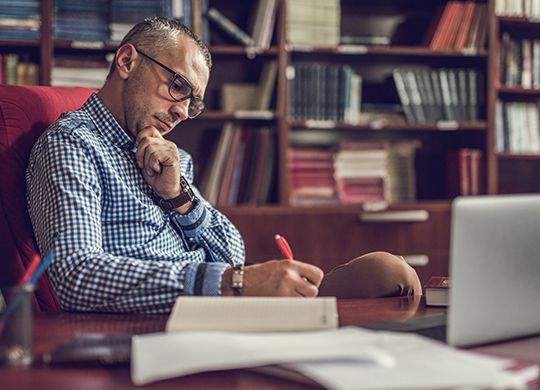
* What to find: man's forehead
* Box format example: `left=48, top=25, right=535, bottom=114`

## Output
left=166, top=38, right=209, bottom=93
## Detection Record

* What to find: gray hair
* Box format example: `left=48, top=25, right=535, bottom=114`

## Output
left=107, top=17, right=212, bottom=78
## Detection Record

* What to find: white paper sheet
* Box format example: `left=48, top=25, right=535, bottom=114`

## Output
left=286, top=330, right=534, bottom=390
left=131, top=327, right=394, bottom=385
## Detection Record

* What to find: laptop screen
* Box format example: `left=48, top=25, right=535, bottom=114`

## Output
left=448, top=195, right=540, bottom=347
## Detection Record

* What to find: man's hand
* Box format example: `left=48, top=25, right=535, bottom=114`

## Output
left=135, top=126, right=181, bottom=199
left=222, top=260, right=324, bottom=297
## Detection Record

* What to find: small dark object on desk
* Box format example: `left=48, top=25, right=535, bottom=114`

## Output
left=361, top=313, right=448, bottom=342
left=41, top=333, right=131, bottom=366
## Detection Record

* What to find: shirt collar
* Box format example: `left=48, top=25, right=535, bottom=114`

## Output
left=82, top=94, right=136, bottom=152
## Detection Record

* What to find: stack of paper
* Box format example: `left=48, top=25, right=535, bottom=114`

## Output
left=131, top=327, right=538, bottom=388
left=286, top=330, right=538, bottom=390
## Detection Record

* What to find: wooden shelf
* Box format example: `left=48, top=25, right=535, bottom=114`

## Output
left=498, top=86, right=540, bottom=96
left=201, top=110, right=276, bottom=121
left=498, top=16, right=540, bottom=27
left=54, top=40, right=118, bottom=50
left=0, top=39, right=40, bottom=48
left=52, top=41, right=279, bottom=56
left=288, top=120, right=487, bottom=132
left=209, top=45, right=279, bottom=56
left=219, top=200, right=452, bottom=216
left=287, top=45, right=488, bottom=58
left=497, top=152, right=540, bottom=160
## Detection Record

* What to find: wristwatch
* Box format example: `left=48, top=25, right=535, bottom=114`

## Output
left=153, top=176, right=195, bottom=211
left=231, top=264, right=244, bottom=296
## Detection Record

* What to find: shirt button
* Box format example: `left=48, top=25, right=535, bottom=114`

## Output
left=188, top=238, right=194, bottom=243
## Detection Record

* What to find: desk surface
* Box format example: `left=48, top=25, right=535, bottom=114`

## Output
left=1, top=297, right=539, bottom=390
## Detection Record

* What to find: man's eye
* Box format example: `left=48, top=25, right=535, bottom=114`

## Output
left=171, top=82, right=190, bottom=96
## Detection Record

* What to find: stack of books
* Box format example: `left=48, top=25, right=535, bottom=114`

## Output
left=286, top=0, right=340, bottom=47
left=288, top=148, right=338, bottom=206
left=110, top=0, right=179, bottom=43
left=334, top=141, right=389, bottom=205
left=0, top=0, right=40, bottom=40
left=54, top=0, right=109, bottom=42
left=288, top=140, right=421, bottom=206
left=51, top=55, right=111, bottom=88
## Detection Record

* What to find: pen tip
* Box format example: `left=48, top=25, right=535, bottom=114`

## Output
left=274, top=234, right=281, bottom=240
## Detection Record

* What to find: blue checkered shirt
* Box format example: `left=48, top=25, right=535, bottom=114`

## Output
left=26, top=94, right=245, bottom=313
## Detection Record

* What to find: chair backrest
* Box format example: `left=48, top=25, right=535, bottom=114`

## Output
left=0, top=85, right=94, bottom=312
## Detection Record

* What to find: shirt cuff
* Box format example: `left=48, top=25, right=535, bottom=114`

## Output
left=183, top=262, right=230, bottom=296
left=170, top=197, right=210, bottom=238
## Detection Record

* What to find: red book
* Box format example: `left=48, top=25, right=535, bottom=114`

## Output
left=429, top=2, right=453, bottom=49
left=424, top=276, right=450, bottom=307
left=454, top=2, right=476, bottom=50
left=447, top=149, right=470, bottom=197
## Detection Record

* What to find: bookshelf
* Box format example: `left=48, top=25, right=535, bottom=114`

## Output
left=4, top=0, right=539, bottom=283
left=491, top=0, right=540, bottom=194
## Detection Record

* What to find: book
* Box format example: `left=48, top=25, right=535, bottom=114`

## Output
left=207, top=7, right=254, bottom=46
left=249, top=0, right=279, bottom=49
left=255, top=60, right=278, bottom=110
left=166, top=297, right=339, bottom=332
left=424, top=276, right=450, bottom=307
left=220, top=83, right=260, bottom=111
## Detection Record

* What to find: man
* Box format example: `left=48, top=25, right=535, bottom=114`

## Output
left=27, top=17, right=420, bottom=313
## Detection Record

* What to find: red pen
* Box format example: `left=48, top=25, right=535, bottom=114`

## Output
left=18, top=253, right=42, bottom=286
left=274, top=234, right=294, bottom=260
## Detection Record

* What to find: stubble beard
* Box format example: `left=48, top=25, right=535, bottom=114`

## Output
left=123, top=75, right=151, bottom=138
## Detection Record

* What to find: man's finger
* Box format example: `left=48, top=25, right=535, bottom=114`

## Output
left=135, top=126, right=162, bottom=146
left=294, top=280, right=319, bottom=297
left=294, top=261, right=324, bottom=287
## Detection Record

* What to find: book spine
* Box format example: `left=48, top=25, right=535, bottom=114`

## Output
left=191, top=0, right=202, bottom=38
left=393, top=69, right=416, bottom=124
left=207, top=7, right=254, bottom=46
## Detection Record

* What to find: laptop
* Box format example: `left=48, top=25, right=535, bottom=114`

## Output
left=364, top=195, right=540, bottom=347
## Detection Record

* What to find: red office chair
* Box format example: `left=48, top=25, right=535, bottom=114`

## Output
left=0, top=85, right=94, bottom=312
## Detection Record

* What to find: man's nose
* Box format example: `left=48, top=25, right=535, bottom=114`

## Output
left=171, top=99, right=190, bottom=122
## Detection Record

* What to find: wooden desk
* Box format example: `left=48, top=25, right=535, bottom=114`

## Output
left=1, top=297, right=538, bottom=390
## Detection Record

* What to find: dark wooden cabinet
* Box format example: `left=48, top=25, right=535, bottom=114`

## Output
left=224, top=202, right=450, bottom=285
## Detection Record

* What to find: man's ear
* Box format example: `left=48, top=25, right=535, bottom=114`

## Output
left=114, top=44, right=139, bottom=80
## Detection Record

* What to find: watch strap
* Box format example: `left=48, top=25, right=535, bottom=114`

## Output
left=153, top=176, right=195, bottom=211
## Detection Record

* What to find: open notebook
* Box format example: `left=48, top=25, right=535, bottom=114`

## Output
left=166, top=297, right=339, bottom=333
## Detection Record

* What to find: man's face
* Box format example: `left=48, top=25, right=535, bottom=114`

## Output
left=122, top=38, right=209, bottom=138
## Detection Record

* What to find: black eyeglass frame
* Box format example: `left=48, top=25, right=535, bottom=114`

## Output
left=136, top=48, right=205, bottom=119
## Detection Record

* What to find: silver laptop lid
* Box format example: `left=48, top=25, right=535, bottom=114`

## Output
left=448, top=195, right=540, bottom=347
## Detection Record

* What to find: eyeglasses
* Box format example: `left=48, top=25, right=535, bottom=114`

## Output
left=136, top=49, right=205, bottom=119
